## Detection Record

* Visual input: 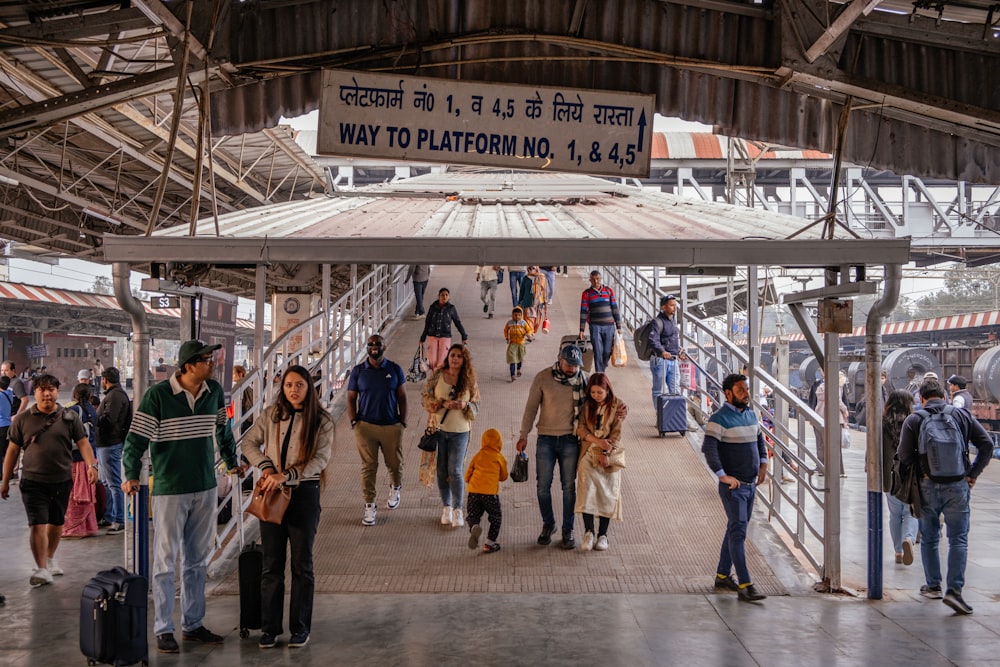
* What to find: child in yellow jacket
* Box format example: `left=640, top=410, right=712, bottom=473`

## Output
left=464, top=428, right=509, bottom=553
left=503, top=306, right=534, bottom=382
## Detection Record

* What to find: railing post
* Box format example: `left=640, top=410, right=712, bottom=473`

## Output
left=823, top=331, right=842, bottom=590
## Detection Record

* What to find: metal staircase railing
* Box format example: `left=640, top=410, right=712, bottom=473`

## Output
left=213, top=264, right=411, bottom=553
left=600, top=264, right=829, bottom=576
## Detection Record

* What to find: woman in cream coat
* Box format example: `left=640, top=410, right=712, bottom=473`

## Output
left=241, top=365, right=334, bottom=649
left=575, top=372, right=626, bottom=552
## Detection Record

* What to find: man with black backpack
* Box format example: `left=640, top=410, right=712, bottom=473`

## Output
left=96, top=367, right=130, bottom=535
left=648, top=294, right=686, bottom=408
left=897, top=379, right=992, bottom=615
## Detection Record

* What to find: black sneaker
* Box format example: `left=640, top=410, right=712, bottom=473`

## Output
left=737, top=584, right=766, bottom=602
left=157, top=633, right=179, bottom=653
left=920, top=584, right=944, bottom=599
left=537, top=524, right=556, bottom=546
left=258, top=633, right=277, bottom=649
left=714, top=574, right=739, bottom=592
left=483, top=303, right=489, bottom=313
left=561, top=530, right=576, bottom=550
left=943, top=589, right=973, bottom=615
left=288, top=632, right=309, bottom=648
left=182, top=626, right=224, bottom=644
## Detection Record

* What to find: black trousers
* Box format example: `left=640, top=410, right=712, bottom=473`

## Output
left=260, top=481, right=321, bottom=636
left=466, top=492, right=502, bottom=542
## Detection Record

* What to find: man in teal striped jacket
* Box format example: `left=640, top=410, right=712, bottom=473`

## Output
left=701, top=373, right=768, bottom=603
left=123, top=339, right=240, bottom=655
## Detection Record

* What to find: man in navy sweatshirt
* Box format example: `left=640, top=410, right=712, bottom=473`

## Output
left=701, top=373, right=768, bottom=602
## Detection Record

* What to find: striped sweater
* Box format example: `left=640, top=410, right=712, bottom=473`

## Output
left=123, top=374, right=238, bottom=496
left=701, top=402, right=767, bottom=484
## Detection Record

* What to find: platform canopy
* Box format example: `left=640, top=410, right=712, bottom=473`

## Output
left=103, top=172, right=909, bottom=298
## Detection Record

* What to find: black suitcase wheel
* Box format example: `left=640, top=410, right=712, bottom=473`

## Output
left=659, top=431, right=665, bottom=438
left=240, top=628, right=249, bottom=639
left=677, top=431, right=685, bottom=437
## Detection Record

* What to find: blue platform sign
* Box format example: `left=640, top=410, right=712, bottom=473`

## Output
left=318, top=69, right=654, bottom=177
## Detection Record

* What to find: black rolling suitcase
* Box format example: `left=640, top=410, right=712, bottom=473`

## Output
left=81, top=489, right=148, bottom=667
left=657, top=393, right=688, bottom=437
left=80, top=566, right=148, bottom=666
left=236, top=479, right=263, bottom=638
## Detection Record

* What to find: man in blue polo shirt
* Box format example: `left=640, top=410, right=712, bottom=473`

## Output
left=347, top=334, right=408, bottom=526
left=701, top=373, right=768, bottom=603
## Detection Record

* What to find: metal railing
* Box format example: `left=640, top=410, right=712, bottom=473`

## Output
left=214, top=264, right=411, bottom=552
left=600, top=264, right=829, bottom=576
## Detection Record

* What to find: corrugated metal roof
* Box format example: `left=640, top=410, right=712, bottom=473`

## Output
left=760, top=309, right=1000, bottom=344
left=158, top=172, right=829, bottom=243
left=212, top=0, right=998, bottom=183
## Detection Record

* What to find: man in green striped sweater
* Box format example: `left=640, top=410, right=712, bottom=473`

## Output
left=123, top=340, right=240, bottom=654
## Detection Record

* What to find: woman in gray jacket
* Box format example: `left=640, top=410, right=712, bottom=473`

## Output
left=241, top=365, right=334, bottom=650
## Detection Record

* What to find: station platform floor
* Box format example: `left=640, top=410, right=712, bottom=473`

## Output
left=1, top=266, right=999, bottom=666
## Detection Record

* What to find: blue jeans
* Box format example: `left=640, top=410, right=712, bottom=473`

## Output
left=884, top=492, right=918, bottom=554
left=918, top=478, right=971, bottom=594
left=541, top=269, right=556, bottom=302
left=716, top=482, right=757, bottom=585
left=436, top=430, right=470, bottom=509
left=509, top=271, right=526, bottom=306
left=151, top=489, right=216, bottom=635
left=589, top=323, right=617, bottom=373
left=535, top=434, right=580, bottom=532
left=650, top=355, right=679, bottom=406
left=97, top=444, right=124, bottom=524
left=260, top=481, right=321, bottom=636
left=412, top=280, right=428, bottom=315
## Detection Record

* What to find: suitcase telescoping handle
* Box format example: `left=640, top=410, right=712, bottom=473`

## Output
left=234, top=470, right=246, bottom=551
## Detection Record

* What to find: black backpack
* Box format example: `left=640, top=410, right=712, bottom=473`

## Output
left=633, top=317, right=663, bottom=362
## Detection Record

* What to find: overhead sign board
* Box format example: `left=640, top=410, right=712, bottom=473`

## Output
left=317, top=69, right=654, bottom=177
left=150, top=295, right=180, bottom=309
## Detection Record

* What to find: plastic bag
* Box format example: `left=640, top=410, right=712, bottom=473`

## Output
left=510, top=451, right=529, bottom=483
left=840, top=429, right=851, bottom=450
left=611, top=332, right=628, bottom=367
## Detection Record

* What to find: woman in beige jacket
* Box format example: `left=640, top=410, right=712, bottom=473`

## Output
left=241, top=364, right=334, bottom=650
left=575, top=372, right=626, bottom=552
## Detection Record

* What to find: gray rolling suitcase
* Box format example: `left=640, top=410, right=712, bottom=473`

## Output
left=657, top=393, right=688, bottom=437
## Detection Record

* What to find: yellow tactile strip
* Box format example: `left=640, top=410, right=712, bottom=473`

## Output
left=213, top=266, right=784, bottom=596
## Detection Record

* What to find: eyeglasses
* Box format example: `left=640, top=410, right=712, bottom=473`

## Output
left=195, top=356, right=216, bottom=364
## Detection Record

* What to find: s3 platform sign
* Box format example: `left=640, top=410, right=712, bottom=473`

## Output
left=317, top=69, right=654, bottom=178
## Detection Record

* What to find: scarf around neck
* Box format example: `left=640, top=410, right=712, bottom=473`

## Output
left=551, top=362, right=587, bottom=430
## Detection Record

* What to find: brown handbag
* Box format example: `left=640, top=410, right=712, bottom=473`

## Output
left=247, top=420, right=292, bottom=523
left=247, top=478, right=291, bottom=524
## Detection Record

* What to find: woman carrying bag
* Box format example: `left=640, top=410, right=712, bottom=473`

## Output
left=421, top=344, right=481, bottom=528
left=241, top=365, right=334, bottom=649
left=575, top=373, right=627, bottom=552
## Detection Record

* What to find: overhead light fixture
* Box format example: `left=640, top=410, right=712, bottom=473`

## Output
left=82, top=207, right=123, bottom=226
left=0, top=175, right=18, bottom=187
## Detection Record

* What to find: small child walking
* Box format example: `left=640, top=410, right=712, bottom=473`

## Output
left=503, top=306, right=534, bottom=382
left=465, top=428, right=508, bottom=553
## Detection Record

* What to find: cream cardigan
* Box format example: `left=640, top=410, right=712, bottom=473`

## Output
left=240, top=404, right=334, bottom=484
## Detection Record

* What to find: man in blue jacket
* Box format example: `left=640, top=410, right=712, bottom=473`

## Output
left=701, top=373, right=768, bottom=602
left=649, top=294, right=687, bottom=407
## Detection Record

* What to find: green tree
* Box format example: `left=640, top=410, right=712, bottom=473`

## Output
left=92, top=275, right=112, bottom=294
left=912, top=268, right=1000, bottom=319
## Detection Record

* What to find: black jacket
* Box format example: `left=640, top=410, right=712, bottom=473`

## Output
left=420, top=301, right=468, bottom=342
left=96, top=383, right=130, bottom=446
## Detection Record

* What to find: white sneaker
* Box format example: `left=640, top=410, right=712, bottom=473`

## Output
left=47, top=558, right=64, bottom=576
left=441, top=507, right=453, bottom=525
left=595, top=535, right=609, bottom=551
left=581, top=531, right=595, bottom=551
left=30, top=568, right=53, bottom=586
left=362, top=503, right=377, bottom=526
left=387, top=485, right=401, bottom=509
left=452, top=509, right=464, bottom=528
